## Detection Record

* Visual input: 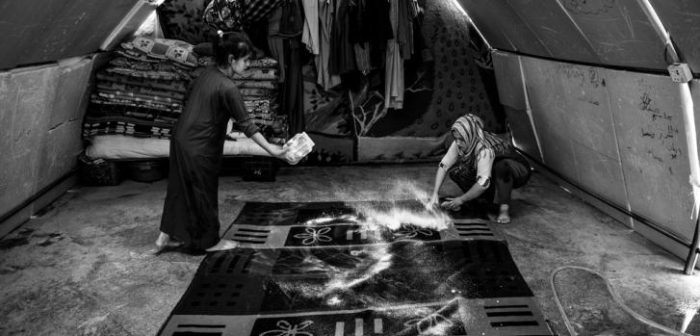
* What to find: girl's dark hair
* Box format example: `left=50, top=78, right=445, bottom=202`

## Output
left=212, top=31, right=253, bottom=67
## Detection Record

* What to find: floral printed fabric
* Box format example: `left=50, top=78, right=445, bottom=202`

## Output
left=203, top=0, right=244, bottom=31
left=203, top=0, right=284, bottom=32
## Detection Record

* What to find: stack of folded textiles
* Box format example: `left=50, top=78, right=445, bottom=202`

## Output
left=84, top=36, right=289, bottom=154
left=231, top=58, right=288, bottom=144
left=83, top=36, right=198, bottom=139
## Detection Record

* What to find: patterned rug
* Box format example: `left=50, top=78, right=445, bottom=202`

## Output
left=157, top=201, right=553, bottom=336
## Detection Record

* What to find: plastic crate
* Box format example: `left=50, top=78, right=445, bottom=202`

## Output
left=125, top=160, right=167, bottom=183
left=241, top=156, right=278, bottom=182
left=78, top=154, right=123, bottom=186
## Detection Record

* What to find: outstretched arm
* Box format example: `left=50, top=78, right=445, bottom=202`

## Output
left=249, top=132, right=290, bottom=161
left=441, top=149, right=494, bottom=210
left=428, top=142, right=459, bottom=208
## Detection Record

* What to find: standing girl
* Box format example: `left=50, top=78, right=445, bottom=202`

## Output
left=156, top=33, right=292, bottom=254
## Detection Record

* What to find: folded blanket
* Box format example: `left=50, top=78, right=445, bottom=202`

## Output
left=96, top=72, right=188, bottom=94
left=90, top=95, right=183, bottom=113
left=234, top=80, right=277, bottom=89
left=244, top=99, right=276, bottom=114
left=249, top=57, right=279, bottom=68
left=239, top=87, right=278, bottom=98
left=96, top=82, right=186, bottom=101
left=105, top=67, right=185, bottom=81
left=233, top=68, right=279, bottom=81
left=109, top=56, right=193, bottom=80
left=119, top=36, right=198, bottom=68
left=87, top=102, right=181, bottom=121
left=84, top=115, right=175, bottom=129
left=83, top=116, right=175, bottom=139
left=82, top=124, right=172, bottom=139
left=95, top=88, right=184, bottom=104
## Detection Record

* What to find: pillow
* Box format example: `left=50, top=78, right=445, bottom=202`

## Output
left=119, top=36, right=199, bottom=68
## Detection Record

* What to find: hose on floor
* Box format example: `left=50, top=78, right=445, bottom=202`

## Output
left=550, top=266, right=692, bottom=336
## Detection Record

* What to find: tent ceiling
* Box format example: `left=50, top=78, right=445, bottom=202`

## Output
left=0, top=0, right=141, bottom=70
left=459, top=0, right=700, bottom=76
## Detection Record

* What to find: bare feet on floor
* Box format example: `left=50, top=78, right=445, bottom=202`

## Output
left=205, top=239, right=239, bottom=252
left=496, top=204, right=511, bottom=224
left=150, top=232, right=183, bottom=255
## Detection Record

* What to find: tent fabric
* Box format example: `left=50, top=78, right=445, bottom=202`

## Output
left=493, top=50, right=699, bottom=240
left=458, top=0, right=700, bottom=76
left=0, top=0, right=145, bottom=70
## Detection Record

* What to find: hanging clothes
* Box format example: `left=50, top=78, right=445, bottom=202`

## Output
left=277, top=0, right=304, bottom=38
left=282, top=38, right=306, bottom=134
left=397, top=0, right=415, bottom=58
left=385, top=0, right=404, bottom=109
left=244, top=0, right=285, bottom=25
left=267, top=7, right=286, bottom=82
left=362, top=0, right=393, bottom=68
left=269, top=0, right=306, bottom=135
left=348, top=0, right=371, bottom=74
left=316, top=0, right=341, bottom=90
left=353, top=43, right=371, bottom=75
left=329, top=0, right=357, bottom=76
left=301, top=0, right=320, bottom=54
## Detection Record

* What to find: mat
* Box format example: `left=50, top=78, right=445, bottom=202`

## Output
left=157, top=201, right=553, bottom=336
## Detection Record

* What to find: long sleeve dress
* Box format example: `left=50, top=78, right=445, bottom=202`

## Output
left=160, top=67, right=259, bottom=251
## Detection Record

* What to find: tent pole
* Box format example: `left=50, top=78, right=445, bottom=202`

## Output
left=686, top=217, right=700, bottom=274
left=636, top=0, right=700, bottom=275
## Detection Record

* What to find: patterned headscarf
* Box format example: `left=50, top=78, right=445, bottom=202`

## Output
left=451, top=114, right=511, bottom=166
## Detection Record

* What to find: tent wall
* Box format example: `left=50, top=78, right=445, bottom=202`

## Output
left=494, top=51, right=698, bottom=260
left=0, top=58, right=95, bottom=236
left=459, top=0, right=700, bottom=76
left=456, top=0, right=700, bottom=264
left=0, top=0, right=144, bottom=71
left=0, top=0, right=156, bottom=236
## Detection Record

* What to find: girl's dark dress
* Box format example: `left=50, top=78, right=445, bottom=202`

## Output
left=160, top=67, right=259, bottom=251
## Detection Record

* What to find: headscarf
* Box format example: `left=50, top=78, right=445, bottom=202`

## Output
left=451, top=114, right=511, bottom=167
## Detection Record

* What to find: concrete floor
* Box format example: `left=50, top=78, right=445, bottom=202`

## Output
left=0, top=163, right=699, bottom=336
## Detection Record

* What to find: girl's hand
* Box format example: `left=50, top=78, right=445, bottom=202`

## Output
left=272, top=147, right=301, bottom=165
left=268, top=145, right=285, bottom=158
left=440, top=197, right=463, bottom=211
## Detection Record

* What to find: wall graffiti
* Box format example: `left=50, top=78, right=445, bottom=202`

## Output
left=637, top=81, right=682, bottom=161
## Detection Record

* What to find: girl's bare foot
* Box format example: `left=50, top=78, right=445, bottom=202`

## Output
left=205, top=239, right=239, bottom=252
left=496, top=204, right=511, bottom=224
left=150, top=232, right=182, bottom=255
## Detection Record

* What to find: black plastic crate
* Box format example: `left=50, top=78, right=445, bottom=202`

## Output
left=124, top=160, right=167, bottom=183
left=241, top=156, right=279, bottom=182
left=78, top=154, right=123, bottom=186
